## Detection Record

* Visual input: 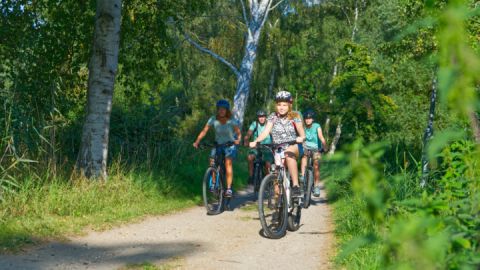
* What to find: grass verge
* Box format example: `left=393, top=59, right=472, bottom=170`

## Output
left=0, top=146, right=250, bottom=253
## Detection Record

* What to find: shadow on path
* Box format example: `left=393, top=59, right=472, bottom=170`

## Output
left=0, top=240, right=205, bottom=270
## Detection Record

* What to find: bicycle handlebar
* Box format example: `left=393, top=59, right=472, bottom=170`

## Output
left=198, top=142, right=235, bottom=149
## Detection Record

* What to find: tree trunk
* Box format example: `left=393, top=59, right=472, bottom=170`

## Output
left=420, top=75, right=437, bottom=188
left=328, top=0, right=362, bottom=153
left=324, top=64, right=337, bottom=142
left=76, top=0, right=122, bottom=180
left=184, top=1, right=275, bottom=126
left=329, top=117, right=342, bottom=155
left=265, top=65, right=276, bottom=105
left=232, top=0, right=273, bottom=126
left=469, top=111, right=480, bottom=144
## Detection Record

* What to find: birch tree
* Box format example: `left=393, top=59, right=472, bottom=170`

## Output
left=420, top=75, right=437, bottom=188
left=329, top=0, right=362, bottom=155
left=76, top=0, right=122, bottom=179
left=183, top=0, right=284, bottom=126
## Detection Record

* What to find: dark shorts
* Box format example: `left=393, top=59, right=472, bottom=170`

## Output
left=248, top=147, right=274, bottom=163
left=210, top=144, right=237, bottom=160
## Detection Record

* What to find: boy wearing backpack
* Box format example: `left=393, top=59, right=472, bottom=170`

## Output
left=244, top=110, right=273, bottom=184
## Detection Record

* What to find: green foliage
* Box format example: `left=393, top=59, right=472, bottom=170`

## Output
left=331, top=43, right=396, bottom=142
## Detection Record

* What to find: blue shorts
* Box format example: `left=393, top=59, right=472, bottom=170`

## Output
left=210, top=144, right=237, bottom=160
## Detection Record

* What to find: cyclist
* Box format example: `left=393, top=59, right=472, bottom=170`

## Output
left=300, top=109, right=327, bottom=197
left=193, top=99, right=241, bottom=197
left=249, top=90, right=306, bottom=197
left=243, top=109, right=273, bottom=184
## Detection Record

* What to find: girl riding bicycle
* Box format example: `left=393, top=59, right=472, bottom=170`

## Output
left=300, top=109, right=327, bottom=197
left=193, top=99, right=241, bottom=197
left=249, top=90, right=306, bottom=197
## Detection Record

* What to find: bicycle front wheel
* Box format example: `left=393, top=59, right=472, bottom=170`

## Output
left=304, top=168, right=314, bottom=209
left=253, top=163, right=262, bottom=197
left=258, top=174, right=288, bottom=239
left=202, top=167, right=224, bottom=215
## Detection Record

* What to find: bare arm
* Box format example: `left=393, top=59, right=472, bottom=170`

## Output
left=234, top=125, right=242, bottom=145
left=295, top=121, right=306, bottom=143
left=193, top=124, right=210, bottom=148
left=249, top=122, right=273, bottom=147
left=317, top=127, right=327, bottom=149
left=244, top=130, right=254, bottom=146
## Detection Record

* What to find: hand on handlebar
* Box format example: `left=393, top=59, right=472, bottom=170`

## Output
left=193, top=141, right=199, bottom=149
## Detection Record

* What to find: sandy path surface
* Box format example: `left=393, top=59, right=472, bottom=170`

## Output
left=0, top=184, right=335, bottom=270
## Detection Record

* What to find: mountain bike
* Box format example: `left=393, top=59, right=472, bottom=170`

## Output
left=302, top=148, right=325, bottom=208
left=252, top=145, right=267, bottom=197
left=200, top=142, right=233, bottom=215
left=257, top=142, right=303, bottom=239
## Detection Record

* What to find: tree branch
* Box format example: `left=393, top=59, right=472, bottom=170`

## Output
left=183, top=32, right=240, bottom=78
left=239, top=0, right=250, bottom=26
left=269, top=0, right=285, bottom=12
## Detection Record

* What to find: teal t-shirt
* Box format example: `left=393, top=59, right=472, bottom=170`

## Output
left=248, top=121, right=272, bottom=144
left=207, top=116, right=239, bottom=144
left=305, top=122, right=322, bottom=150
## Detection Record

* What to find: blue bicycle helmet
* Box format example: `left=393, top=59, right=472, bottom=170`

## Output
left=216, top=99, right=230, bottom=110
left=303, top=109, right=315, bottom=119
left=256, top=109, right=267, bottom=117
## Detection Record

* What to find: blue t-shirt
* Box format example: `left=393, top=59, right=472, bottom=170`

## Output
left=207, top=116, right=239, bottom=144
left=248, top=121, right=272, bottom=144
left=305, top=122, right=322, bottom=150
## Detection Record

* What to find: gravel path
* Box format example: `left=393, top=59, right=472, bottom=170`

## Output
left=0, top=183, right=335, bottom=270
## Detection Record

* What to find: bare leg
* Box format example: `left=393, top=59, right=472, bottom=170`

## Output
left=225, top=158, right=233, bottom=189
left=247, top=154, right=255, bottom=177
left=314, top=159, right=320, bottom=186
left=285, top=145, right=300, bottom=186
left=301, top=155, right=307, bottom=176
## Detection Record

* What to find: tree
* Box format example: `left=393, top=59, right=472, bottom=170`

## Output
left=182, top=0, right=284, bottom=126
left=76, top=0, right=122, bottom=179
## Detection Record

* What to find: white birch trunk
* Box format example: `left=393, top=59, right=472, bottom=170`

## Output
left=77, top=0, right=122, bottom=180
left=232, top=0, right=273, bottom=126
left=324, top=64, right=337, bottom=141
left=469, top=111, right=480, bottom=144
left=329, top=118, right=342, bottom=155
left=420, top=76, right=437, bottom=188
left=328, top=0, right=362, bottom=154
left=184, top=0, right=275, bottom=127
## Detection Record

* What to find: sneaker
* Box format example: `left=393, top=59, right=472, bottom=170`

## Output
left=271, top=212, right=279, bottom=224
left=299, top=175, right=305, bottom=185
left=224, top=188, right=233, bottom=198
left=292, top=186, right=303, bottom=198
left=209, top=183, right=216, bottom=193
left=313, top=186, right=321, bottom=197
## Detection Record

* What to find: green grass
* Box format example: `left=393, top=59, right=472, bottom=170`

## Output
left=323, top=161, right=382, bottom=269
left=0, top=146, right=250, bottom=253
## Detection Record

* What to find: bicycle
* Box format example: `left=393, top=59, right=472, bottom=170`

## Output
left=256, top=142, right=303, bottom=239
left=252, top=145, right=268, bottom=197
left=302, top=147, right=325, bottom=208
left=200, top=142, right=234, bottom=215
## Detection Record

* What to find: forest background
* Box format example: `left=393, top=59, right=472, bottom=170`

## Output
left=0, top=0, right=479, bottom=268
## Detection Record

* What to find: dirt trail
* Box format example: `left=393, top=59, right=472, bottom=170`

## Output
left=0, top=184, right=335, bottom=270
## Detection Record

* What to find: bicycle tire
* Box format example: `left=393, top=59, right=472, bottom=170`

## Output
left=304, top=169, right=314, bottom=208
left=287, top=200, right=302, bottom=231
left=253, top=163, right=262, bottom=197
left=258, top=174, right=288, bottom=239
left=202, top=167, right=224, bottom=215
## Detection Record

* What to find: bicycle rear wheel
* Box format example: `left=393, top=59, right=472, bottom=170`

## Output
left=303, top=168, right=314, bottom=208
left=202, top=167, right=224, bottom=215
left=258, top=174, right=288, bottom=239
